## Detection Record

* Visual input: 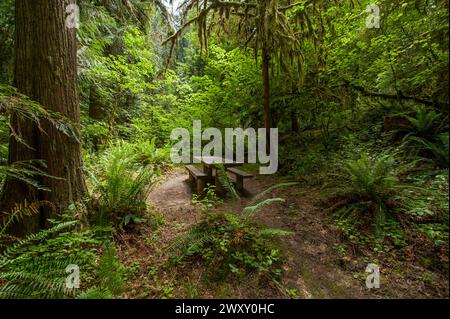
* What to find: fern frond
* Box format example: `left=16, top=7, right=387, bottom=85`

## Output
left=216, top=164, right=239, bottom=199
left=0, top=221, right=77, bottom=264
left=76, top=287, right=113, bottom=299
left=250, top=182, right=298, bottom=204
left=242, top=198, right=285, bottom=218
left=96, top=243, right=124, bottom=295
left=0, top=201, right=55, bottom=236
left=168, top=225, right=212, bottom=263
left=0, top=83, right=80, bottom=144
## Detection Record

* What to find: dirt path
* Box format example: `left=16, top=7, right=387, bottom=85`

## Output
left=118, top=168, right=448, bottom=299
left=148, top=170, right=199, bottom=224
left=142, top=169, right=369, bottom=298
left=250, top=186, right=370, bottom=298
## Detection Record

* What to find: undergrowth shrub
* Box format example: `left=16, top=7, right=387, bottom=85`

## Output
left=323, top=153, right=422, bottom=246
left=0, top=201, right=126, bottom=300
left=403, top=171, right=449, bottom=247
left=171, top=184, right=295, bottom=282
left=400, top=107, right=449, bottom=168
left=132, top=138, right=171, bottom=170
left=170, top=212, right=289, bottom=281
left=89, top=141, right=156, bottom=229
left=0, top=219, right=101, bottom=299
left=192, top=184, right=223, bottom=213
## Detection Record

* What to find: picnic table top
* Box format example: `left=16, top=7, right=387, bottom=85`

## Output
left=193, top=156, right=244, bottom=166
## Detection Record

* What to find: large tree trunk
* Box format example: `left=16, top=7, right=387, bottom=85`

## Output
left=0, top=0, right=86, bottom=235
left=262, top=44, right=272, bottom=148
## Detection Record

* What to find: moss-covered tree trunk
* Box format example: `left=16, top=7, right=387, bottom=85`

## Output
left=262, top=44, right=272, bottom=147
left=0, top=0, right=86, bottom=235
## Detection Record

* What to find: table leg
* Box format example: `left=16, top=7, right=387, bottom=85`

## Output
left=203, top=165, right=213, bottom=177
left=214, top=172, right=226, bottom=195
left=197, top=178, right=206, bottom=194
left=235, top=175, right=244, bottom=192
left=202, top=165, right=215, bottom=188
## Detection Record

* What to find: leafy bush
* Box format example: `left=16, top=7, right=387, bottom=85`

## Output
left=170, top=212, right=288, bottom=281
left=192, top=184, right=223, bottom=213
left=280, top=146, right=328, bottom=186
left=171, top=188, right=292, bottom=281
left=132, top=138, right=171, bottom=170
left=81, top=120, right=110, bottom=152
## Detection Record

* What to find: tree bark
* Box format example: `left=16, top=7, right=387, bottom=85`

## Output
left=262, top=44, right=272, bottom=148
left=0, top=0, right=87, bottom=235
left=343, top=79, right=449, bottom=110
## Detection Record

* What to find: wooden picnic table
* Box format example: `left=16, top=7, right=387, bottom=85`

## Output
left=193, top=156, right=243, bottom=180
left=187, top=156, right=253, bottom=195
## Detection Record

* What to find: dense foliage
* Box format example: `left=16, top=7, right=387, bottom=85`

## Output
left=0, top=0, right=448, bottom=298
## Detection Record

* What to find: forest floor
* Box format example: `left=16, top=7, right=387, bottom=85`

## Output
left=116, top=168, right=449, bottom=299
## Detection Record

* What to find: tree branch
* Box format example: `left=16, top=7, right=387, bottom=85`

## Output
left=279, top=0, right=314, bottom=12
left=344, top=80, right=449, bottom=109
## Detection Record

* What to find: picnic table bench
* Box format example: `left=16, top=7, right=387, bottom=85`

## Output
left=226, top=167, right=254, bottom=191
left=186, top=164, right=208, bottom=194
left=186, top=156, right=254, bottom=195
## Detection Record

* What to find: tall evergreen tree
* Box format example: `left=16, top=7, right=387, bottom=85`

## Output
left=1, top=0, right=86, bottom=234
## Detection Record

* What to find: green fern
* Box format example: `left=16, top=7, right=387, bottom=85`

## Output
left=409, top=133, right=449, bottom=168
left=96, top=243, right=124, bottom=295
left=242, top=198, right=285, bottom=219
left=400, top=107, right=448, bottom=168
left=250, top=182, right=298, bottom=204
left=91, top=141, right=156, bottom=228
left=76, top=287, right=113, bottom=299
left=0, top=83, right=80, bottom=144
left=0, top=221, right=81, bottom=299
left=215, top=164, right=240, bottom=199
left=0, top=160, right=60, bottom=192
left=170, top=187, right=294, bottom=279
left=0, top=221, right=76, bottom=262
left=324, top=153, right=423, bottom=243
left=168, top=223, right=213, bottom=264
left=403, top=107, right=446, bottom=141
left=0, top=201, right=54, bottom=236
